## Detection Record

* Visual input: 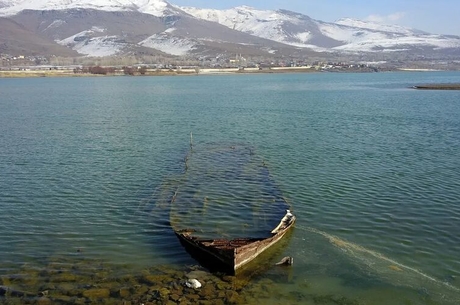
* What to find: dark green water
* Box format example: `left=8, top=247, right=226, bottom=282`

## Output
left=1, top=72, right=459, bottom=304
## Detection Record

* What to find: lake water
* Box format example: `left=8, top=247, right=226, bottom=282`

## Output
left=1, top=71, right=459, bottom=304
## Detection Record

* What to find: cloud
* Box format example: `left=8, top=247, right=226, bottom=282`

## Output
left=365, top=12, right=406, bottom=23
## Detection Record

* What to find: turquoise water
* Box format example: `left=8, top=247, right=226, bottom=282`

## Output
left=1, top=72, right=460, bottom=304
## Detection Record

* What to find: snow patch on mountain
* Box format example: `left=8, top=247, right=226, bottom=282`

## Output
left=43, top=19, right=66, bottom=31
left=189, top=6, right=290, bottom=27
left=132, top=0, right=169, bottom=17
left=334, top=35, right=460, bottom=52
left=181, top=5, right=314, bottom=47
left=295, top=32, right=312, bottom=43
left=56, top=26, right=105, bottom=45
left=318, top=22, right=389, bottom=43
left=72, top=36, right=124, bottom=56
left=335, top=18, right=425, bottom=35
left=56, top=26, right=124, bottom=56
left=140, top=31, right=197, bottom=56
left=181, top=6, right=289, bottom=35
left=319, top=21, right=460, bottom=52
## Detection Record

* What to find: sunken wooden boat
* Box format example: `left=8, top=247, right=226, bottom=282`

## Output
left=168, top=143, right=295, bottom=274
left=174, top=210, right=295, bottom=274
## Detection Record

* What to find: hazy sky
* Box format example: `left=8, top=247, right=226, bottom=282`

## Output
left=174, top=0, right=460, bottom=35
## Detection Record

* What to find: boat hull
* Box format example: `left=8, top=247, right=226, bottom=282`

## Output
left=175, top=216, right=295, bottom=275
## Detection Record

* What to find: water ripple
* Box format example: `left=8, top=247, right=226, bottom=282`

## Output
left=1, top=73, right=460, bottom=303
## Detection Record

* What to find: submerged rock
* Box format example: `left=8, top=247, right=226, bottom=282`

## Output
left=170, top=293, right=181, bottom=301
left=36, top=297, right=52, bottom=305
left=184, top=279, right=202, bottom=289
left=52, top=272, right=78, bottom=282
left=38, top=290, right=49, bottom=296
left=275, top=256, right=293, bottom=266
left=118, top=287, right=131, bottom=298
left=82, top=288, right=110, bottom=299
left=225, top=290, right=242, bottom=304
left=198, top=284, right=214, bottom=299
left=0, top=286, right=7, bottom=296
left=51, top=295, right=73, bottom=303
left=186, top=270, right=210, bottom=280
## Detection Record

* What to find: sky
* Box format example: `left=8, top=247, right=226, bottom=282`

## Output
left=174, top=0, right=460, bottom=36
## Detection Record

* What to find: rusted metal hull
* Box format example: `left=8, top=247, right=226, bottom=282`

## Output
left=175, top=215, right=295, bottom=274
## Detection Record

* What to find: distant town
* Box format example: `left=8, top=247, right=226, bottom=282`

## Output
left=2, top=52, right=460, bottom=77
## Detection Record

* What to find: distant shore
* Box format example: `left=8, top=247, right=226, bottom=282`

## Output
left=0, top=67, right=319, bottom=78
left=0, top=65, right=388, bottom=78
left=0, top=66, right=457, bottom=79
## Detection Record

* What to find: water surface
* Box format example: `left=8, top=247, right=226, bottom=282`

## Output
left=1, top=71, right=459, bottom=304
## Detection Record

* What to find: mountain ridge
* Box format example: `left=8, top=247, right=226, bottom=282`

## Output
left=0, top=0, right=180, bottom=17
left=0, top=0, right=459, bottom=59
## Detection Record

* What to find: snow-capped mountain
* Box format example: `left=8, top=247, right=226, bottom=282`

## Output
left=0, top=0, right=459, bottom=58
left=3, top=3, right=293, bottom=57
left=181, top=5, right=460, bottom=53
left=180, top=6, right=334, bottom=50
left=0, top=0, right=180, bottom=17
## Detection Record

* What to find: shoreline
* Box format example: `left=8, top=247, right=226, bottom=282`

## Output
left=0, top=66, right=457, bottom=79
left=0, top=66, right=391, bottom=78
left=0, top=67, right=320, bottom=78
